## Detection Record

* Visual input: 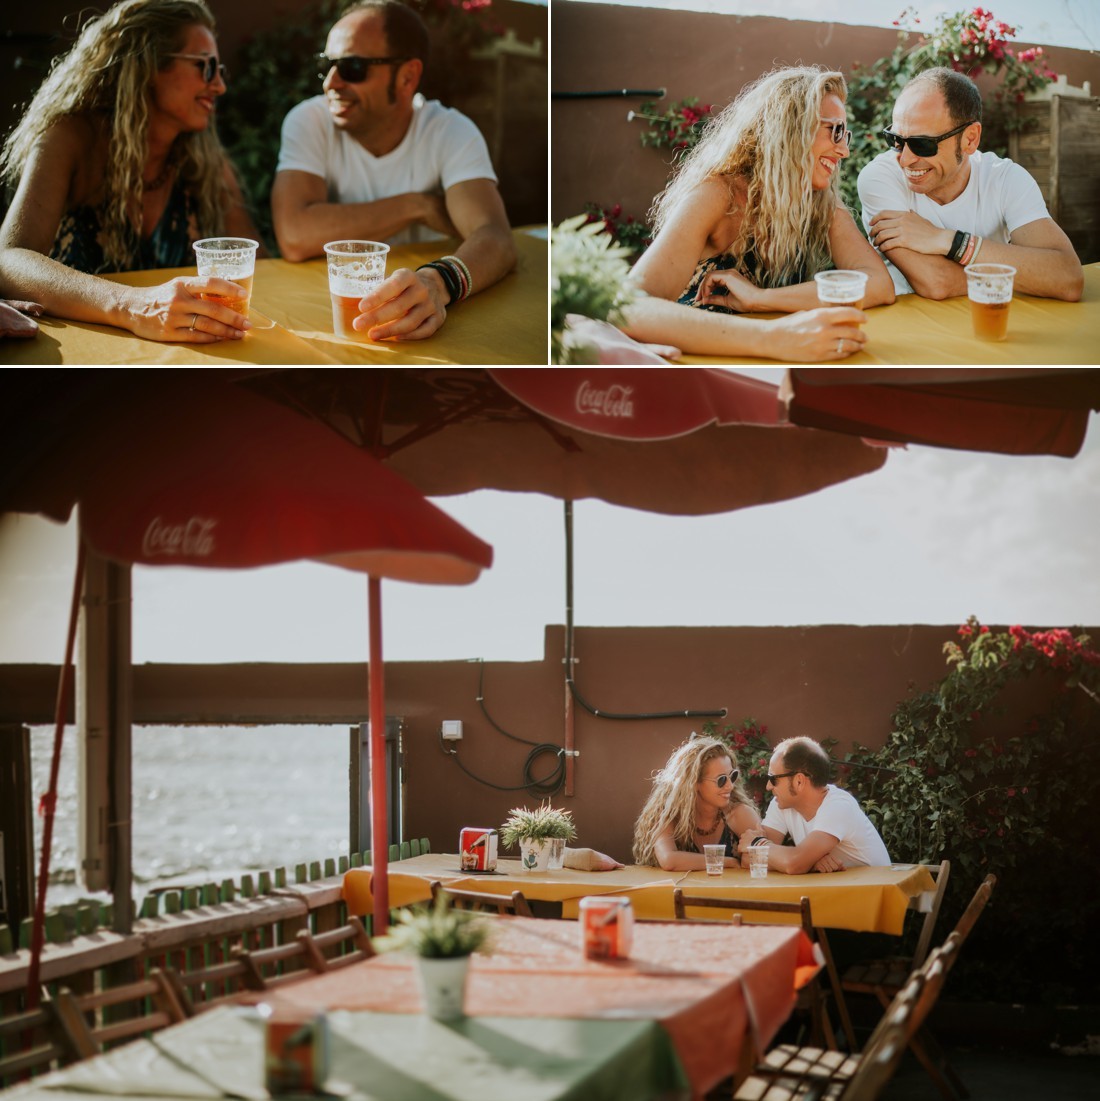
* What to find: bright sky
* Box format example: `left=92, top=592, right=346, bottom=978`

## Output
left=2, top=370, right=1098, bottom=667
left=566, top=0, right=1100, bottom=51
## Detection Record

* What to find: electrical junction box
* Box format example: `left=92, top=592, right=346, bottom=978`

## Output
left=441, top=720, right=463, bottom=741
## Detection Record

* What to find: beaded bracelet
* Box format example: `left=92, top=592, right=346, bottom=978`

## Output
left=442, top=254, right=473, bottom=300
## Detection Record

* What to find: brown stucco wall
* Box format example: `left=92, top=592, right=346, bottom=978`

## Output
left=4, top=621, right=1093, bottom=866
left=550, top=1, right=1100, bottom=224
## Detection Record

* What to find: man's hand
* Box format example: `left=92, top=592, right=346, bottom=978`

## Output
left=353, top=267, right=448, bottom=342
left=870, top=210, right=954, bottom=256
left=812, top=853, right=846, bottom=874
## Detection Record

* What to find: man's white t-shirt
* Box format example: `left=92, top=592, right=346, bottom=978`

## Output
left=857, top=148, right=1052, bottom=294
left=277, top=93, right=497, bottom=246
left=762, top=785, right=891, bottom=867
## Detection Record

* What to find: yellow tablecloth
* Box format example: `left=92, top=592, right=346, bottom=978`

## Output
left=344, top=853, right=934, bottom=934
left=681, top=261, right=1100, bottom=365
left=4, top=229, right=547, bottom=366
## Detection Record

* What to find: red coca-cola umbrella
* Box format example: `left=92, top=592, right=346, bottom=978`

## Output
left=780, top=368, right=1100, bottom=457
left=16, top=380, right=492, bottom=1003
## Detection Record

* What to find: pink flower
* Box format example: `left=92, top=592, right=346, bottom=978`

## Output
left=965, top=748, right=979, bottom=758
left=1006, top=788, right=1017, bottom=797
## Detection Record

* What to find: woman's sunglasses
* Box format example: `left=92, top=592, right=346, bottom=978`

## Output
left=703, top=770, right=740, bottom=789
left=880, top=120, right=976, bottom=158
left=168, top=53, right=228, bottom=84
left=821, top=119, right=852, bottom=147
left=316, top=53, right=408, bottom=83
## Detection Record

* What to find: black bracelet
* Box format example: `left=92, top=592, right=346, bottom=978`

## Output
left=947, top=230, right=968, bottom=262
left=417, top=261, right=458, bottom=305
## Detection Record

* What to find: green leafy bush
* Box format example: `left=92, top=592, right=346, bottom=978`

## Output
left=842, top=618, right=1100, bottom=1003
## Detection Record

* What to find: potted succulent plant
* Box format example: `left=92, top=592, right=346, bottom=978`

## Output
left=375, top=896, right=491, bottom=1020
left=500, top=801, right=577, bottom=872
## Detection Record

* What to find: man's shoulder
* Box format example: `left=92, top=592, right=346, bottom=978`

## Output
left=822, top=785, right=861, bottom=809
left=970, top=148, right=1034, bottom=189
left=283, top=95, right=330, bottom=131
left=410, top=95, right=483, bottom=139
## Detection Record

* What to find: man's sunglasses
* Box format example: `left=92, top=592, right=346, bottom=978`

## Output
left=880, top=120, right=976, bottom=158
left=704, top=770, right=740, bottom=789
left=766, top=771, right=800, bottom=786
left=317, top=53, right=409, bottom=83
left=168, top=53, right=228, bottom=84
left=821, top=119, right=852, bottom=147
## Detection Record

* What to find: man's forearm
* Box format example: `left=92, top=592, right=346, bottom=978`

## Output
left=276, top=193, right=429, bottom=261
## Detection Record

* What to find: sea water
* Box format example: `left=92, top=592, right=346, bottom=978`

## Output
left=29, top=724, right=348, bottom=910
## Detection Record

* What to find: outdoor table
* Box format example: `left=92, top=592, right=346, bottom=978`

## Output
left=680, top=261, right=1100, bottom=365
left=242, top=916, right=818, bottom=1099
left=345, top=853, right=935, bottom=934
left=2, top=228, right=546, bottom=367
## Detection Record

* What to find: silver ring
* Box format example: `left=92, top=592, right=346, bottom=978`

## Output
left=189, top=314, right=198, bottom=331
left=836, top=338, right=843, bottom=355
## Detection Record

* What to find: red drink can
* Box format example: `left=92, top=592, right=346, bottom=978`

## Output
left=579, top=897, right=634, bottom=960
left=264, top=1009, right=329, bottom=1094
left=460, top=827, right=498, bottom=872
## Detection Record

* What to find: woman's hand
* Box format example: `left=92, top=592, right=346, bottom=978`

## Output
left=0, top=299, right=44, bottom=339
left=120, top=277, right=253, bottom=343
left=768, top=307, right=866, bottom=361
left=694, top=268, right=763, bottom=313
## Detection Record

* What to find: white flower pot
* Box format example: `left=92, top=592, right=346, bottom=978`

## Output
left=518, top=837, right=552, bottom=872
left=416, top=955, right=471, bottom=1021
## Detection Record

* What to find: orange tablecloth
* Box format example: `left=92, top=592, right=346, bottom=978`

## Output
left=344, top=853, right=934, bottom=933
left=250, top=917, right=815, bottom=1099
left=681, top=261, right=1100, bottom=365
left=4, top=229, right=546, bottom=366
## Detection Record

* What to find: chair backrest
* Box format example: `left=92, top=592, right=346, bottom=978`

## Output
left=0, top=1002, right=74, bottom=1084
left=841, top=969, right=928, bottom=1101
left=161, top=955, right=267, bottom=1017
left=672, top=890, right=811, bottom=937
left=950, top=873, right=997, bottom=948
left=235, top=936, right=320, bottom=988
left=50, top=970, right=184, bottom=1059
left=911, top=859, right=951, bottom=968
left=296, top=916, right=375, bottom=971
left=429, top=881, right=534, bottom=918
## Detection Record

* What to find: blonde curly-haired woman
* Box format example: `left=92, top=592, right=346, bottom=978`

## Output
left=0, top=0, right=262, bottom=343
left=624, top=66, right=893, bottom=362
left=633, top=735, right=761, bottom=872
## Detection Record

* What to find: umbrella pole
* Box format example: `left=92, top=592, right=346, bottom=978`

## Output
left=26, top=538, right=86, bottom=1008
left=563, top=501, right=575, bottom=796
left=368, top=576, right=389, bottom=934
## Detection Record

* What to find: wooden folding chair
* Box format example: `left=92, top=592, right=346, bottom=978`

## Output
left=49, top=970, right=186, bottom=1059
left=754, top=935, right=958, bottom=1092
left=161, top=954, right=267, bottom=1017
left=673, top=889, right=857, bottom=1052
left=842, top=860, right=951, bottom=1002
left=0, top=1000, right=80, bottom=1084
left=429, top=881, right=534, bottom=917
left=296, top=916, right=375, bottom=971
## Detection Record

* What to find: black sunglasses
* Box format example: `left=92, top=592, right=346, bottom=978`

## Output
left=880, top=120, right=976, bottom=158
left=704, top=769, right=740, bottom=789
left=168, top=53, right=227, bottom=84
left=821, top=119, right=852, bottom=147
left=317, top=53, right=409, bottom=83
left=766, top=771, right=800, bottom=786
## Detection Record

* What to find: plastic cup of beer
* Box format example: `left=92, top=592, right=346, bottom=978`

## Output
left=966, top=263, right=1016, bottom=341
left=324, top=240, right=390, bottom=341
left=814, top=270, right=869, bottom=316
left=703, top=844, right=725, bottom=876
left=748, top=841, right=770, bottom=878
left=193, top=238, right=259, bottom=318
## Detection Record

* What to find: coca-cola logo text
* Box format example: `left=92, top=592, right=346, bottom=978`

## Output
left=142, top=516, right=217, bottom=558
left=575, top=380, right=635, bottom=418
